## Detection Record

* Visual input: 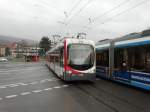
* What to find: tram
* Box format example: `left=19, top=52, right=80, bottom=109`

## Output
left=96, top=29, right=150, bottom=90
left=46, top=37, right=96, bottom=81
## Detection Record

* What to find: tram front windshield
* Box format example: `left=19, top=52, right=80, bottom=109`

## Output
left=68, top=44, right=94, bottom=70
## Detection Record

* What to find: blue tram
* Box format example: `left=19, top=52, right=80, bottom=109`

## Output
left=96, top=30, right=150, bottom=90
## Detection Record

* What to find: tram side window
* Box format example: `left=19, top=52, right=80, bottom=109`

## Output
left=54, top=49, right=60, bottom=63
left=128, top=45, right=150, bottom=72
left=96, top=50, right=109, bottom=67
left=60, top=47, right=64, bottom=66
left=129, top=47, right=144, bottom=71
left=114, top=49, right=124, bottom=69
left=115, top=45, right=150, bottom=73
left=115, top=47, right=145, bottom=71
left=146, top=47, right=150, bottom=73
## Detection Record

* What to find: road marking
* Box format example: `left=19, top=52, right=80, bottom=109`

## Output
left=0, top=78, right=59, bottom=88
left=0, top=67, right=45, bottom=73
left=44, top=88, right=53, bottom=91
left=0, top=86, right=6, bottom=89
left=45, top=79, right=52, bottom=81
left=61, top=85, right=69, bottom=87
left=19, top=83, right=28, bottom=86
left=32, top=90, right=43, bottom=93
left=53, top=86, right=61, bottom=89
left=9, top=84, right=19, bottom=87
left=20, top=92, right=31, bottom=95
left=0, top=78, right=61, bottom=90
left=0, top=84, right=70, bottom=102
left=40, top=78, right=59, bottom=83
left=40, top=80, right=47, bottom=83
left=5, top=95, right=18, bottom=99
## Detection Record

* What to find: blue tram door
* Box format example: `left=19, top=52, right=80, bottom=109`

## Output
left=113, top=48, right=131, bottom=83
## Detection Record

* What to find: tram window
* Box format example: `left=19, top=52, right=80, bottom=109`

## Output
left=146, top=47, right=150, bottom=73
left=115, top=45, right=150, bottom=73
left=53, top=49, right=60, bottom=63
left=131, top=47, right=145, bottom=71
left=96, top=50, right=109, bottom=67
left=60, top=47, right=64, bottom=66
left=114, top=49, right=124, bottom=69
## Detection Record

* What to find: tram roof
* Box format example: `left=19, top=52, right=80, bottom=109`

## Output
left=97, top=29, right=150, bottom=44
left=46, top=37, right=95, bottom=54
left=96, top=29, right=150, bottom=49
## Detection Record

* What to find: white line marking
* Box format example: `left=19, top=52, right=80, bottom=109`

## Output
left=40, top=80, right=46, bottom=83
left=9, top=84, right=19, bottom=87
left=0, top=78, right=61, bottom=90
left=19, top=83, right=28, bottom=86
left=32, top=90, right=42, bottom=93
left=61, top=85, right=69, bottom=87
left=30, top=81, right=38, bottom=85
left=40, top=79, right=60, bottom=83
left=16, top=83, right=26, bottom=85
left=5, top=95, right=18, bottom=99
left=0, top=86, right=6, bottom=89
left=0, top=98, right=3, bottom=100
left=53, top=86, right=61, bottom=89
left=45, top=79, right=53, bottom=81
left=20, top=92, right=31, bottom=95
left=44, top=88, right=53, bottom=91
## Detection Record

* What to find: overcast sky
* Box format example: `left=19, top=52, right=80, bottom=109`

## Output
left=0, top=0, right=150, bottom=41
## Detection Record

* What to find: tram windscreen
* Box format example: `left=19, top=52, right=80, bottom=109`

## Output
left=68, top=44, right=94, bottom=70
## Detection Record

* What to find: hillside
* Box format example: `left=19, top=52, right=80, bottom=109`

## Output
left=0, top=35, right=38, bottom=45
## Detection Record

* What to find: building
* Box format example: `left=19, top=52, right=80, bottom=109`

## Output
left=0, top=45, right=6, bottom=57
left=24, top=47, right=40, bottom=62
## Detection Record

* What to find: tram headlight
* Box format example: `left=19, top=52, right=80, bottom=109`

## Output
left=66, top=70, right=72, bottom=74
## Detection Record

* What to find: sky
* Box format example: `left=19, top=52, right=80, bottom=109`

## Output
left=0, top=0, right=150, bottom=41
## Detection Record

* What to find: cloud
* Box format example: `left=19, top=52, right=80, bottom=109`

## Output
left=0, top=0, right=149, bottom=41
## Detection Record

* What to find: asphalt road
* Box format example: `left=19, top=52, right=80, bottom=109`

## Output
left=0, top=62, right=149, bottom=112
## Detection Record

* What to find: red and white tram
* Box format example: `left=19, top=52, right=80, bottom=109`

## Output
left=46, top=38, right=96, bottom=81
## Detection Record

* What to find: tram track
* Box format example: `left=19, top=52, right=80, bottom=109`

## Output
left=89, top=83, right=145, bottom=111
left=73, top=83, right=119, bottom=112
left=73, top=81, right=147, bottom=112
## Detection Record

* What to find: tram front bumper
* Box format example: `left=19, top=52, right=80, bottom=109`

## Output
left=63, top=73, right=96, bottom=81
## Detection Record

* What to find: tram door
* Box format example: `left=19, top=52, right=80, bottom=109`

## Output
left=96, top=50, right=109, bottom=78
left=114, top=48, right=131, bottom=82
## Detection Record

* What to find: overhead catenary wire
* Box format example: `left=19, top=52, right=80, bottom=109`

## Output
left=58, top=0, right=93, bottom=37
left=97, top=0, right=149, bottom=25
left=94, top=0, right=131, bottom=20
left=67, top=0, right=84, bottom=17
left=38, top=0, right=64, bottom=15
left=59, top=0, right=84, bottom=23
left=65, top=0, right=94, bottom=26
left=80, top=0, right=132, bottom=33
left=82, top=0, right=132, bottom=29
left=83, top=0, right=149, bottom=33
